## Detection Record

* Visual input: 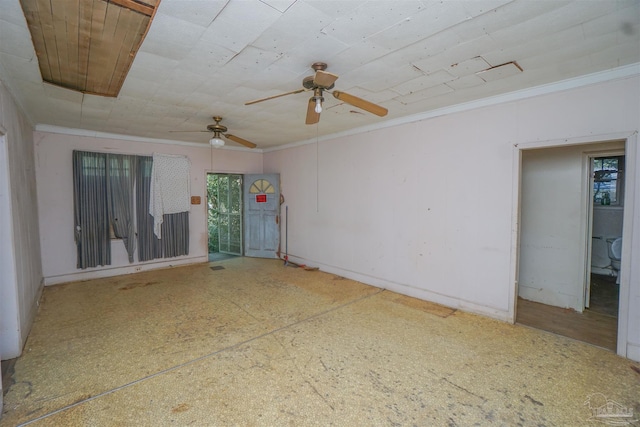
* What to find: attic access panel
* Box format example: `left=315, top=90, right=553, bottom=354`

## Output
left=20, top=0, right=159, bottom=97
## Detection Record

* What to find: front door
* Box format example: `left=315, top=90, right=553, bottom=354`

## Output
left=243, top=174, right=280, bottom=258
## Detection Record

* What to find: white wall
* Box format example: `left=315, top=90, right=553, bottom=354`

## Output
left=264, top=75, right=640, bottom=360
left=519, top=142, right=624, bottom=311
left=591, top=206, right=624, bottom=273
left=35, top=132, right=263, bottom=284
left=0, top=82, right=44, bottom=360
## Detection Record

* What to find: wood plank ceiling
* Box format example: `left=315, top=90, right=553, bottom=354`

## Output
left=19, top=0, right=159, bottom=97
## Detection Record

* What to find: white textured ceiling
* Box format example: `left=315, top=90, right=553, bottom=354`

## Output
left=0, top=0, right=639, bottom=149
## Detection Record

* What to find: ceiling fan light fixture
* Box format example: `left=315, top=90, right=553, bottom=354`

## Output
left=314, top=97, right=322, bottom=114
left=209, top=136, right=225, bottom=148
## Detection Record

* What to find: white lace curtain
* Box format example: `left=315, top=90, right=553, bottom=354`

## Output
left=136, top=156, right=189, bottom=262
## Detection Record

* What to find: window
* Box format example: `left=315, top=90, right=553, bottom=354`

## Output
left=249, top=178, right=275, bottom=194
left=73, top=151, right=189, bottom=268
left=593, top=156, right=624, bottom=206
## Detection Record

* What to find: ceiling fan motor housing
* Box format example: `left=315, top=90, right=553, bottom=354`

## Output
left=302, top=75, right=334, bottom=90
left=207, top=124, right=227, bottom=133
left=207, top=116, right=227, bottom=134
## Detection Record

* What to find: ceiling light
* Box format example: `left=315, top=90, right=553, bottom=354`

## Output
left=314, top=97, right=322, bottom=114
left=209, top=136, right=225, bottom=148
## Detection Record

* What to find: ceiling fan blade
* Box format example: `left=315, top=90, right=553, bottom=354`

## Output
left=305, top=97, right=320, bottom=125
left=245, top=88, right=306, bottom=105
left=331, top=91, right=388, bottom=117
left=224, top=134, right=257, bottom=149
left=314, top=70, right=338, bottom=88
left=168, top=130, right=210, bottom=133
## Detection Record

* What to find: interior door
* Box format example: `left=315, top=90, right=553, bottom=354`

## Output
left=244, top=174, right=280, bottom=258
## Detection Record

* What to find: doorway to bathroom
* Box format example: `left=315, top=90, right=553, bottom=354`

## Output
left=515, top=139, right=627, bottom=352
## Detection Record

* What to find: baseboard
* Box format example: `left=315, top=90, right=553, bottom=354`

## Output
left=43, top=255, right=208, bottom=286
left=518, top=285, right=583, bottom=312
left=283, top=255, right=512, bottom=323
left=19, top=277, right=44, bottom=352
left=626, top=342, right=640, bottom=362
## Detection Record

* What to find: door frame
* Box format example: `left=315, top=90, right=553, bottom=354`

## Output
left=583, top=149, right=625, bottom=309
left=0, top=128, right=8, bottom=409
left=511, top=131, right=636, bottom=358
left=207, top=173, right=244, bottom=256
left=0, top=127, right=20, bottom=360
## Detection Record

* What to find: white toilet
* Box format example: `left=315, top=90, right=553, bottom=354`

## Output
left=606, top=237, right=622, bottom=284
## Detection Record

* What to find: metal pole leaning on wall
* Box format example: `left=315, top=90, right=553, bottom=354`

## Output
left=284, top=205, right=288, bottom=266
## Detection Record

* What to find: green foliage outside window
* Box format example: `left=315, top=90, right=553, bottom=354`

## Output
left=207, top=174, right=243, bottom=254
left=207, top=174, right=219, bottom=253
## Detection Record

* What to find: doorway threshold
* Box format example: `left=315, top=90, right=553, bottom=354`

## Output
left=208, top=252, right=238, bottom=262
left=516, top=298, right=617, bottom=352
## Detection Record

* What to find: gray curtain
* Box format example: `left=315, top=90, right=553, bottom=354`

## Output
left=136, top=156, right=189, bottom=260
left=161, top=212, right=189, bottom=258
left=73, top=151, right=110, bottom=268
left=107, top=154, right=137, bottom=262
left=137, top=156, right=163, bottom=261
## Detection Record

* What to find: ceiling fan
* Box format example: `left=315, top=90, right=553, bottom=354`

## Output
left=169, top=116, right=257, bottom=149
left=245, top=62, right=388, bottom=125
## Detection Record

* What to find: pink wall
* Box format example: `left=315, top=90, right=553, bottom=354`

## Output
left=264, top=75, right=640, bottom=360
left=266, top=104, right=517, bottom=318
left=0, top=82, right=43, bottom=360
left=35, top=132, right=262, bottom=284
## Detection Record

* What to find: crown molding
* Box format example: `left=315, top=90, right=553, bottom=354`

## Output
left=32, top=63, right=639, bottom=154
left=33, top=124, right=263, bottom=152
left=263, top=63, right=640, bottom=153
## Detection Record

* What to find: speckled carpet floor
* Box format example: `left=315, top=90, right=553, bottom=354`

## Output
left=2, top=258, right=639, bottom=426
